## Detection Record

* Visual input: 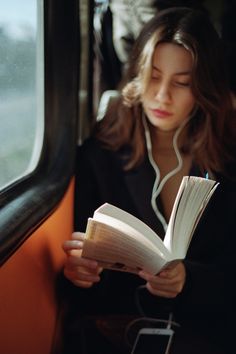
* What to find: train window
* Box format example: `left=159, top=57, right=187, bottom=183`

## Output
left=0, top=0, right=44, bottom=190
left=0, top=1, right=78, bottom=265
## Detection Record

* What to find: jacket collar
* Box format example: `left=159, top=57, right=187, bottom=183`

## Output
left=122, top=155, right=206, bottom=240
left=122, top=156, right=167, bottom=239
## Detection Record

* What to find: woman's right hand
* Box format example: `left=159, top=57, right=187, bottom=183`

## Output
left=62, top=232, right=103, bottom=288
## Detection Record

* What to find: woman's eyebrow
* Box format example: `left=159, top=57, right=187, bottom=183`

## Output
left=174, top=71, right=191, bottom=76
left=152, top=66, right=191, bottom=76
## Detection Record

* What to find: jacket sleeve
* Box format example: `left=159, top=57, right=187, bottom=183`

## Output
left=176, top=180, right=236, bottom=324
left=74, top=141, right=103, bottom=232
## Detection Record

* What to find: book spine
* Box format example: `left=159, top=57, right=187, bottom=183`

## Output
left=85, top=219, right=97, bottom=240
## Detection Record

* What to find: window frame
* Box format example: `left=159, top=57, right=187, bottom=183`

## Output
left=0, top=0, right=79, bottom=265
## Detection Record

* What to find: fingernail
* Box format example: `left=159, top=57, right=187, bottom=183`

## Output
left=88, top=260, right=99, bottom=269
left=139, top=270, right=145, bottom=277
left=72, top=240, right=83, bottom=248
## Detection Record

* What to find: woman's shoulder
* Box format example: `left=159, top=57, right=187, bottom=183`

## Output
left=77, top=136, right=125, bottom=169
left=216, top=158, right=236, bottom=189
left=77, top=135, right=132, bottom=172
left=77, top=136, right=112, bottom=157
left=78, top=136, right=100, bottom=152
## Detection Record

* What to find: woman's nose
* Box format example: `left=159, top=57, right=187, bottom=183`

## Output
left=154, top=82, right=171, bottom=103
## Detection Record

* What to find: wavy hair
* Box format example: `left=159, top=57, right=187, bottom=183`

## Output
left=95, top=7, right=236, bottom=174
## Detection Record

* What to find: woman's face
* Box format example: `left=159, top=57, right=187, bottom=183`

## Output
left=142, top=42, right=196, bottom=132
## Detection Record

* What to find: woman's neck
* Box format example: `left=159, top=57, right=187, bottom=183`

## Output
left=149, top=122, right=189, bottom=152
left=151, top=128, right=176, bottom=153
left=149, top=125, right=192, bottom=221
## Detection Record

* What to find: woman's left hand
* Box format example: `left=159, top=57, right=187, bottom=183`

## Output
left=138, top=262, right=186, bottom=298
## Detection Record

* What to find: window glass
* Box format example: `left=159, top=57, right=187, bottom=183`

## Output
left=0, top=0, right=44, bottom=189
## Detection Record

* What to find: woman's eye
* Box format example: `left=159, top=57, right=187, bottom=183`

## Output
left=174, top=81, right=190, bottom=87
left=152, top=75, right=161, bottom=80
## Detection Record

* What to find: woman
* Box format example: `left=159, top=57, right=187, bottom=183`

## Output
left=63, top=7, right=236, bottom=354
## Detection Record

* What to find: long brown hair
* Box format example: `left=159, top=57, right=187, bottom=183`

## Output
left=95, top=7, right=236, bottom=174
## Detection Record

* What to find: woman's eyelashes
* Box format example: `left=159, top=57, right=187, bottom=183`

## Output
left=151, top=74, right=191, bottom=88
left=174, top=80, right=190, bottom=87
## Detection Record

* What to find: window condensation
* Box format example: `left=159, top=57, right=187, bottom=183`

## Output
left=0, top=0, right=44, bottom=190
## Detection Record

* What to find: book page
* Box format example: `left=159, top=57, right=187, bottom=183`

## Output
left=82, top=177, right=218, bottom=275
left=173, top=180, right=219, bottom=254
left=94, top=203, right=169, bottom=257
left=163, top=176, right=187, bottom=253
left=164, top=176, right=218, bottom=258
left=82, top=219, right=170, bottom=275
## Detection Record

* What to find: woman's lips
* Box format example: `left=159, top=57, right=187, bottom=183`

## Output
left=150, top=108, right=173, bottom=118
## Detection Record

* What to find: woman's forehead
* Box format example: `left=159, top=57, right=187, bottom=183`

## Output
left=152, top=42, right=193, bottom=74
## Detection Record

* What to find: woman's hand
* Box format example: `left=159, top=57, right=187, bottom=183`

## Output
left=62, top=232, right=103, bottom=288
left=138, top=262, right=186, bottom=298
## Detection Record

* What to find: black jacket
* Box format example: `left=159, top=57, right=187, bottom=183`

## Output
left=72, top=136, right=236, bottom=353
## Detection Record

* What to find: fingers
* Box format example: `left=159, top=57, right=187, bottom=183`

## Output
left=67, top=253, right=99, bottom=269
left=63, top=232, right=103, bottom=289
left=64, top=256, right=103, bottom=288
left=62, top=240, right=83, bottom=252
left=71, top=232, right=86, bottom=241
left=145, top=279, right=183, bottom=298
left=138, top=262, right=186, bottom=298
left=145, top=282, right=179, bottom=298
left=64, top=262, right=102, bottom=288
left=62, top=232, right=86, bottom=253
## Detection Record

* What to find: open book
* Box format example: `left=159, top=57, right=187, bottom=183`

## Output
left=82, top=176, right=219, bottom=275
